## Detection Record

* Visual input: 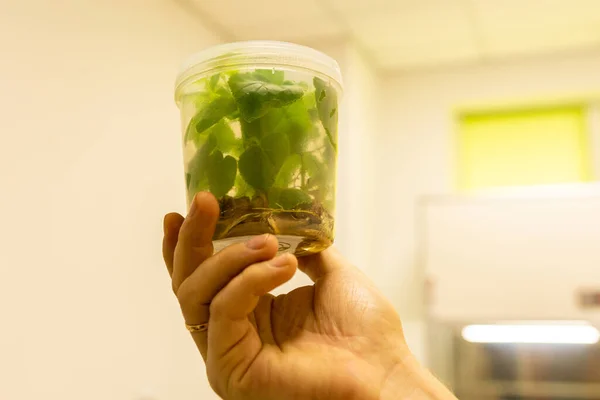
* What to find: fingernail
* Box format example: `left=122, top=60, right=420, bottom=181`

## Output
left=188, top=195, right=198, bottom=218
left=270, top=254, right=290, bottom=268
left=246, top=234, right=269, bottom=250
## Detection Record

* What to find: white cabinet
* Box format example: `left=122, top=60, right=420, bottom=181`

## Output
left=421, top=186, right=600, bottom=324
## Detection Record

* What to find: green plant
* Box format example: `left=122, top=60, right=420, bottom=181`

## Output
left=184, top=69, right=338, bottom=213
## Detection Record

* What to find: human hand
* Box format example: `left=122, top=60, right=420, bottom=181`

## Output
left=162, top=193, right=455, bottom=400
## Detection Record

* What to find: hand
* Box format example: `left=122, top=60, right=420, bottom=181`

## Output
left=162, top=193, right=455, bottom=400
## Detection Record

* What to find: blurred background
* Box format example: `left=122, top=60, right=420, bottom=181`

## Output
left=2, top=0, right=600, bottom=399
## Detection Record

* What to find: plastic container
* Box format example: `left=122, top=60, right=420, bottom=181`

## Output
left=175, top=41, right=343, bottom=256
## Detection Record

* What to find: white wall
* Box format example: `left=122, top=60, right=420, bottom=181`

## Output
left=423, top=188, right=600, bottom=322
left=7, top=0, right=599, bottom=395
left=1, top=1, right=222, bottom=399
left=373, top=51, right=600, bottom=363
left=335, top=45, right=378, bottom=271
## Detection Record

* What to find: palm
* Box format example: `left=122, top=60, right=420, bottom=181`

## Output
left=164, top=197, right=455, bottom=400
left=165, top=197, right=454, bottom=400
left=239, top=264, right=406, bottom=400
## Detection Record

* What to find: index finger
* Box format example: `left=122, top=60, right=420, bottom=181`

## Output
left=162, top=213, right=184, bottom=276
left=172, top=192, right=220, bottom=293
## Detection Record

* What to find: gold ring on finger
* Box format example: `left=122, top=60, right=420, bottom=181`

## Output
left=185, top=322, right=208, bottom=333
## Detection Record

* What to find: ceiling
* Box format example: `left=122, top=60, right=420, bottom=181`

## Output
left=182, top=0, right=600, bottom=71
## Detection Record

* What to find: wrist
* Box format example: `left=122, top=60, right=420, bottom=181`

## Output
left=380, top=352, right=456, bottom=400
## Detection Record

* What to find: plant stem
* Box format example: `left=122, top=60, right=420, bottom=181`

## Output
left=301, top=156, right=306, bottom=189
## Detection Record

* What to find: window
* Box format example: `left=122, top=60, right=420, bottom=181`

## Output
left=457, top=105, right=593, bottom=190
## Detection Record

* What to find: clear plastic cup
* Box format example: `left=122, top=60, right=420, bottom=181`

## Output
left=174, top=41, right=343, bottom=256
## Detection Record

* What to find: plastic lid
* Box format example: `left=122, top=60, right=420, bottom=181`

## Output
left=174, top=41, right=343, bottom=98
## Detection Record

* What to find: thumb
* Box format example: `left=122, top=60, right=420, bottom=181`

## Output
left=206, top=253, right=297, bottom=384
left=297, top=246, right=347, bottom=282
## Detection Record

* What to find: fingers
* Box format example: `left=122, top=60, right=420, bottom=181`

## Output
left=210, top=253, right=297, bottom=321
left=176, top=234, right=279, bottom=321
left=297, top=246, right=346, bottom=282
left=176, top=234, right=280, bottom=360
left=162, top=213, right=184, bottom=276
left=207, top=253, right=297, bottom=365
left=172, top=192, right=220, bottom=293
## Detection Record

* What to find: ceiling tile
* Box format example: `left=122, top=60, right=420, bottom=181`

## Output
left=373, top=41, right=479, bottom=70
left=192, top=0, right=335, bottom=32
left=471, top=0, right=600, bottom=57
left=471, top=0, right=600, bottom=27
left=481, top=24, right=600, bottom=58
left=346, top=0, right=479, bottom=69
left=185, top=0, right=600, bottom=70
left=229, top=15, right=345, bottom=42
left=348, top=0, right=475, bottom=49
left=326, top=0, right=422, bottom=17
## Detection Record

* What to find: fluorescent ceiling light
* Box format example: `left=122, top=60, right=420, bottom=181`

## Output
left=462, top=323, right=600, bottom=344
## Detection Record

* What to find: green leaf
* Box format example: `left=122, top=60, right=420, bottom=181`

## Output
left=186, top=136, right=216, bottom=200
left=195, top=93, right=237, bottom=133
left=260, top=100, right=313, bottom=153
left=184, top=112, right=204, bottom=145
left=188, top=134, right=216, bottom=171
left=275, top=154, right=302, bottom=187
left=314, top=77, right=338, bottom=151
left=207, top=150, right=237, bottom=198
left=267, top=187, right=283, bottom=208
left=261, top=132, right=290, bottom=171
left=238, top=129, right=291, bottom=192
left=238, top=145, right=276, bottom=191
left=303, top=90, right=318, bottom=116
left=278, top=188, right=312, bottom=210
left=228, top=72, right=305, bottom=122
left=208, top=119, right=241, bottom=156
left=184, top=83, right=237, bottom=144
left=240, top=118, right=263, bottom=143
left=234, top=174, right=254, bottom=198
left=301, top=152, right=334, bottom=207
left=209, top=73, right=221, bottom=90
left=254, top=69, right=285, bottom=85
